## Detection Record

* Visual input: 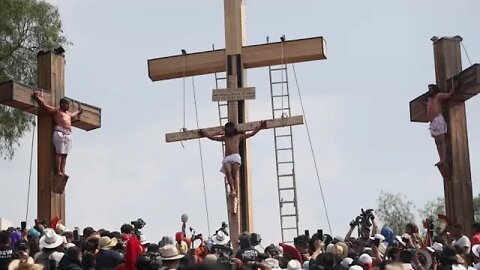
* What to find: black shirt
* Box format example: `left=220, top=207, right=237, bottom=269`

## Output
left=0, top=245, right=13, bottom=270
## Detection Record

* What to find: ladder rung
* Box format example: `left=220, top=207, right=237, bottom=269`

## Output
left=278, top=173, right=294, bottom=177
left=281, top=200, right=295, bottom=204
left=279, top=187, right=294, bottom=191
left=278, top=161, right=293, bottom=164
left=270, top=67, right=287, bottom=71
left=272, top=94, right=290, bottom=98
left=277, top=148, right=293, bottom=151
left=218, top=103, right=228, bottom=107
left=275, top=134, right=292, bottom=138
left=216, top=77, right=226, bottom=80
left=281, top=214, right=297, bottom=218
left=273, top=108, right=290, bottom=111
left=282, top=227, right=297, bottom=230
left=272, top=81, right=288, bottom=84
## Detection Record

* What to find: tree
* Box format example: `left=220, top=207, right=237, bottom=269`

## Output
left=0, top=0, right=67, bottom=159
left=376, top=191, right=416, bottom=235
left=420, top=195, right=480, bottom=221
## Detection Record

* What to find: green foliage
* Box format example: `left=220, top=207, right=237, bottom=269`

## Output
left=0, top=0, right=67, bottom=159
left=376, top=191, right=416, bottom=235
left=420, top=195, right=480, bottom=221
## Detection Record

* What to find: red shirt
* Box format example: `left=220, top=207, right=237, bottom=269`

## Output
left=124, top=235, right=142, bottom=270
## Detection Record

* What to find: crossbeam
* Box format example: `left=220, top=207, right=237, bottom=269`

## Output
left=409, top=63, right=480, bottom=122
left=165, top=115, right=304, bottom=142
left=148, top=37, right=326, bottom=81
left=0, top=80, right=101, bottom=131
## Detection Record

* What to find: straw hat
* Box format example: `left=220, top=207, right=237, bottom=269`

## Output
left=98, top=236, right=118, bottom=250
left=160, top=245, right=184, bottom=261
left=212, top=231, right=230, bottom=246
left=8, top=257, right=43, bottom=270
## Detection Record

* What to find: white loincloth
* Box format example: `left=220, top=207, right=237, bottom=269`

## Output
left=429, top=114, right=447, bottom=137
left=52, top=126, right=72, bottom=154
left=220, top=153, right=241, bottom=174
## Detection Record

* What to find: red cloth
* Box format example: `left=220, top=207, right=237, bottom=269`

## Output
left=124, top=235, right=142, bottom=270
left=472, top=233, right=480, bottom=246
left=279, top=243, right=302, bottom=263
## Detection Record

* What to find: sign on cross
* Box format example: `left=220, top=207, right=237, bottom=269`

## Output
left=409, top=36, right=480, bottom=237
left=0, top=50, right=101, bottom=224
left=147, top=0, right=326, bottom=243
left=212, top=87, right=256, bottom=102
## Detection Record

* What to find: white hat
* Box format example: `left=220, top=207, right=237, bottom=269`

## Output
left=370, top=234, right=385, bottom=242
left=140, top=235, right=151, bottom=246
left=212, top=231, right=230, bottom=246
left=39, top=228, right=63, bottom=249
left=64, top=243, right=76, bottom=249
left=264, top=258, right=280, bottom=269
left=160, top=244, right=184, bottom=261
left=204, top=254, right=217, bottom=262
left=472, top=244, right=480, bottom=258
left=286, top=260, right=301, bottom=270
left=349, top=266, right=364, bottom=270
left=326, top=243, right=334, bottom=252
left=427, top=242, right=444, bottom=253
left=341, top=258, right=353, bottom=269
left=454, top=236, right=471, bottom=252
left=358, top=253, right=373, bottom=265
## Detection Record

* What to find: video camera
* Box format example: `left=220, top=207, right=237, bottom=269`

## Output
left=131, top=218, right=146, bottom=237
left=350, top=208, right=375, bottom=230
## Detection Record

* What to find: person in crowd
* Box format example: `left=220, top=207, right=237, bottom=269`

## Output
left=34, top=229, right=64, bottom=270
left=0, top=231, right=13, bottom=270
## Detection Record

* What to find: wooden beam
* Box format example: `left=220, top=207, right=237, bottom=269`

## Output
left=212, top=87, right=255, bottom=101
left=409, top=63, right=480, bottom=123
left=0, top=81, right=52, bottom=114
left=165, top=115, right=304, bottom=142
left=243, top=37, right=327, bottom=69
left=147, top=37, right=327, bottom=81
left=0, top=80, right=101, bottom=131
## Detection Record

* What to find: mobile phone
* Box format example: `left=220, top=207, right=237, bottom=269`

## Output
left=317, top=229, right=324, bottom=241
left=21, top=221, right=27, bottom=231
left=304, top=230, right=310, bottom=238
left=73, top=229, right=79, bottom=241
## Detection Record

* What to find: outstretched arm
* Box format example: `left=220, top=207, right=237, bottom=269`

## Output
left=241, top=120, right=266, bottom=140
left=69, top=108, right=83, bottom=118
left=33, top=90, right=55, bottom=113
left=438, top=81, right=456, bottom=100
left=199, top=129, right=224, bottom=142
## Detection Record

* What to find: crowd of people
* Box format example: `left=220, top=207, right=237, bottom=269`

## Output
left=1, top=211, right=480, bottom=270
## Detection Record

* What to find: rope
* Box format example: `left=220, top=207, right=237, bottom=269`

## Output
left=25, top=120, right=36, bottom=223
left=291, top=63, right=333, bottom=235
left=191, top=76, right=212, bottom=235
left=460, top=41, right=473, bottom=66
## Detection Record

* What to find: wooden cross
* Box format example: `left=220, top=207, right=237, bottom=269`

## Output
left=0, top=50, right=101, bottom=224
left=409, top=36, right=480, bottom=236
left=147, top=0, right=326, bottom=242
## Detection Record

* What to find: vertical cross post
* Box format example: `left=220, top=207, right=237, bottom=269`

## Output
left=37, top=51, right=66, bottom=223
left=432, top=36, right=474, bottom=235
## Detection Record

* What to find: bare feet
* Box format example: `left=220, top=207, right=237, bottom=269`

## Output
left=435, top=161, right=444, bottom=167
left=230, top=190, right=237, bottom=197
left=57, top=172, right=65, bottom=177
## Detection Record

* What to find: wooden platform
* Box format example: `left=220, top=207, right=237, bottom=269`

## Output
left=0, top=80, right=101, bottom=131
left=52, top=174, right=69, bottom=194
left=410, top=64, right=480, bottom=123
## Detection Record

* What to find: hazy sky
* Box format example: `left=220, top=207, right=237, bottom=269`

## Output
left=1, top=0, right=480, bottom=245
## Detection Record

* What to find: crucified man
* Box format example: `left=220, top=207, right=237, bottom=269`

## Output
left=33, top=91, right=83, bottom=177
left=426, top=81, right=455, bottom=168
left=199, top=121, right=266, bottom=198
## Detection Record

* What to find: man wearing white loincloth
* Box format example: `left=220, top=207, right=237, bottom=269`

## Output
left=200, top=121, right=266, bottom=198
left=34, top=91, right=83, bottom=177
left=426, top=82, right=455, bottom=168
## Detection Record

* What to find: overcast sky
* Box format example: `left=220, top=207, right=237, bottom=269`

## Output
left=1, top=0, right=480, bottom=245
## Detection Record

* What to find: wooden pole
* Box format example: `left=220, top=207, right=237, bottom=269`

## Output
left=36, top=51, right=66, bottom=224
left=432, top=36, right=474, bottom=236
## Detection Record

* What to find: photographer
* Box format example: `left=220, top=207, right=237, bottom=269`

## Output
left=345, top=209, right=378, bottom=254
left=235, top=234, right=260, bottom=265
left=120, top=224, right=142, bottom=270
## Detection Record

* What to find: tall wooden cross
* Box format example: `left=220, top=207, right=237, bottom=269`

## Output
left=147, top=0, right=326, bottom=243
left=0, top=50, right=101, bottom=224
left=409, top=36, right=480, bottom=236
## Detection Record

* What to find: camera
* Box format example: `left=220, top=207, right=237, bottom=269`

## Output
left=131, top=218, right=146, bottom=237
